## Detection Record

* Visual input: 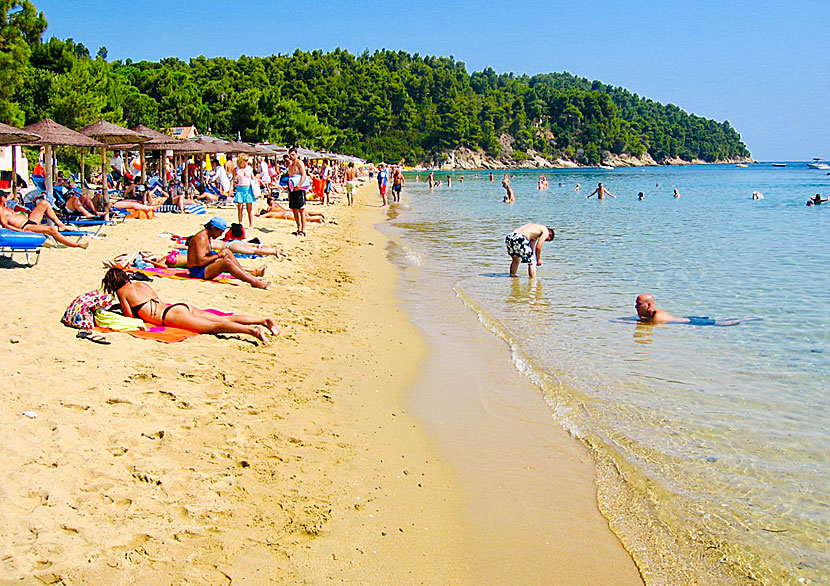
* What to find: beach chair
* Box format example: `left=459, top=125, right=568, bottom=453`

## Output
left=0, top=229, right=46, bottom=266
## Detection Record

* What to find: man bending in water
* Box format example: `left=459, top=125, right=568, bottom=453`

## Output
left=635, top=293, right=689, bottom=324
left=505, top=223, right=555, bottom=278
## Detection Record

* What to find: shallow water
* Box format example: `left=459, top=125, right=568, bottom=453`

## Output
left=388, top=164, right=829, bottom=585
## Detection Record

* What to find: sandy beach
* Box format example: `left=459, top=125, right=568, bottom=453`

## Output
left=0, top=184, right=641, bottom=585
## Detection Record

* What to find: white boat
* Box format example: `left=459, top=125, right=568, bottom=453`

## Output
left=807, top=158, right=830, bottom=170
left=598, top=164, right=614, bottom=170
left=735, top=163, right=748, bottom=168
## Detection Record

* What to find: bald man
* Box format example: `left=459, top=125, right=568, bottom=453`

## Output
left=635, top=293, right=688, bottom=324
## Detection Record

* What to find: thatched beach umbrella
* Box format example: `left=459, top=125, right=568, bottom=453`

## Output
left=0, top=123, right=41, bottom=196
left=79, top=120, right=150, bottom=188
left=110, top=125, right=193, bottom=187
left=175, top=139, right=226, bottom=194
left=22, top=119, right=103, bottom=200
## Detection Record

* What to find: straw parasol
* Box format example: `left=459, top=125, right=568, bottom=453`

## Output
left=23, top=119, right=104, bottom=199
left=80, top=120, right=151, bottom=187
left=0, top=123, right=41, bottom=195
left=109, top=125, right=195, bottom=187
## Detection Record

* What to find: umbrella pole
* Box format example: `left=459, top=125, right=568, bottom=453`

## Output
left=140, top=144, right=146, bottom=185
left=184, top=156, right=190, bottom=197
left=44, top=144, right=53, bottom=202
left=80, top=147, right=85, bottom=190
left=10, top=145, right=17, bottom=198
left=101, top=146, right=108, bottom=206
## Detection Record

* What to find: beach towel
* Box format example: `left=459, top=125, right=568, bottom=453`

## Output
left=125, top=265, right=238, bottom=284
left=94, top=309, right=232, bottom=343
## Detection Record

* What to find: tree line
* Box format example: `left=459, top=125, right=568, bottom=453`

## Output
left=2, top=1, right=750, bottom=166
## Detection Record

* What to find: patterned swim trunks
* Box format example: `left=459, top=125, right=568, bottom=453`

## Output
left=505, top=232, right=534, bottom=263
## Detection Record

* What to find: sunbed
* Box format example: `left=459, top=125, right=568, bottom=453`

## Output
left=0, top=229, right=46, bottom=266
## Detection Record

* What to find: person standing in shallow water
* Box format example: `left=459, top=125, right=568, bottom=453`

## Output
left=505, top=223, right=555, bottom=278
left=587, top=182, right=615, bottom=200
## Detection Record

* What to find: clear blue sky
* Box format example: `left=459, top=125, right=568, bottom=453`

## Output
left=34, top=0, right=828, bottom=161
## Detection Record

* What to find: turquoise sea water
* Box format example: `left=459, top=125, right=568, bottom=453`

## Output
left=389, top=164, right=829, bottom=585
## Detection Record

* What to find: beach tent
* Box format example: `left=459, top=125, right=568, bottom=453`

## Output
left=0, top=122, right=41, bottom=196
left=79, top=121, right=150, bottom=188
left=22, top=119, right=103, bottom=201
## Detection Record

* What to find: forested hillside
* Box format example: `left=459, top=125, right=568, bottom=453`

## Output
left=2, top=1, right=750, bottom=165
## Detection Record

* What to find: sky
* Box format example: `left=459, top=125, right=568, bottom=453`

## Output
left=33, top=0, right=829, bottom=161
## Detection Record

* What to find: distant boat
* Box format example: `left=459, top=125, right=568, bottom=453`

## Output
left=735, top=163, right=748, bottom=168
left=598, top=164, right=614, bottom=170
left=807, top=158, right=830, bottom=170
left=771, top=163, right=787, bottom=167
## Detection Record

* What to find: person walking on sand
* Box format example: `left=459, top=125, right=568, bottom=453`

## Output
left=635, top=293, right=688, bottom=324
left=344, top=162, right=358, bottom=206
left=587, top=182, right=615, bottom=200
left=0, top=191, right=89, bottom=249
left=505, top=223, right=555, bottom=278
left=234, top=153, right=256, bottom=228
left=377, top=163, right=389, bottom=206
left=187, top=217, right=269, bottom=289
left=286, top=146, right=309, bottom=236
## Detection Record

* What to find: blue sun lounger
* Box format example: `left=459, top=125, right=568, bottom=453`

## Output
left=0, top=229, right=46, bottom=266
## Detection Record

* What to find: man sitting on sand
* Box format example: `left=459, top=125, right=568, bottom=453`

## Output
left=187, top=217, right=269, bottom=289
left=0, top=191, right=89, bottom=249
left=505, top=223, right=555, bottom=278
left=635, top=293, right=689, bottom=324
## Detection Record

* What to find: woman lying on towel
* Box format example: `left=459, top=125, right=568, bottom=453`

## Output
left=257, top=195, right=326, bottom=222
left=102, top=267, right=279, bottom=344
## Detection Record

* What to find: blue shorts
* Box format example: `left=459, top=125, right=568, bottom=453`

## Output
left=188, top=265, right=207, bottom=279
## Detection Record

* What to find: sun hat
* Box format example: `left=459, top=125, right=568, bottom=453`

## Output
left=206, top=216, right=228, bottom=230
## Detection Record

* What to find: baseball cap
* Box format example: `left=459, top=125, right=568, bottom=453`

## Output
left=206, top=216, right=228, bottom=230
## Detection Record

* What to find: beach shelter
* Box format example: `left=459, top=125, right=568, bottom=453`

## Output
left=0, top=123, right=41, bottom=196
left=79, top=121, right=150, bottom=189
left=22, top=119, right=103, bottom=200
left=178, top=138, right=226, bottom=193
left=110, top=125, right=192, bottom=187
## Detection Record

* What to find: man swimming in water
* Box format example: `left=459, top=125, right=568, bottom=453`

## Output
left=505, top=223, right=555, bottom=278
left=587, top=182, right=615, bottom=199
left=635, top=293, right=689, bottom=324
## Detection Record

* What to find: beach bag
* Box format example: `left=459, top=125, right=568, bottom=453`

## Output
left=251, top=179, right=261, bottom=198
left=223, top=223, right=246, bottom=241
left=62, top=290, right=113, bottom=330
left=94, top=309, right=146, bottom=331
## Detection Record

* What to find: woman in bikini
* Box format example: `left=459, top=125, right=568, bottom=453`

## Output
left=102, top=268, right=280, bottom=344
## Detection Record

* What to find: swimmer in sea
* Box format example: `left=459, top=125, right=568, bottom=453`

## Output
left=807, top=193, right=827, bottom=206
left=673, top=188, right=681, bottom=199
left=635, top=293, right=689, bottom=324
left=752, top=191, right=764, bottom=200
left=638, top=192, right=644, bottom=200
left=587, top=182, right=615, bottom=200
left=502, top=174, right=515, bottom=204
left=574, top=183, right=581, bottom=192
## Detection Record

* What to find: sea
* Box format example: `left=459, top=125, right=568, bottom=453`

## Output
left=385, top=164, right=829, bottom=586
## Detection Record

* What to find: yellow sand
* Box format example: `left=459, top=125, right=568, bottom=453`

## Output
left=0, top=184, right=642, bottom=584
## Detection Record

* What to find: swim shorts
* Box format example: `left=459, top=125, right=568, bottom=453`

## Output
left=392, top=184, right=402, bottom=194
left=379, top=185, right=387, bottom=196
left=345, top=181, right=356, bottom=194
left=505, top=232, right=534, bottom=263
left=288, top=189, right=306, bottom=210
left=188, top=265, right=207, bottom=279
